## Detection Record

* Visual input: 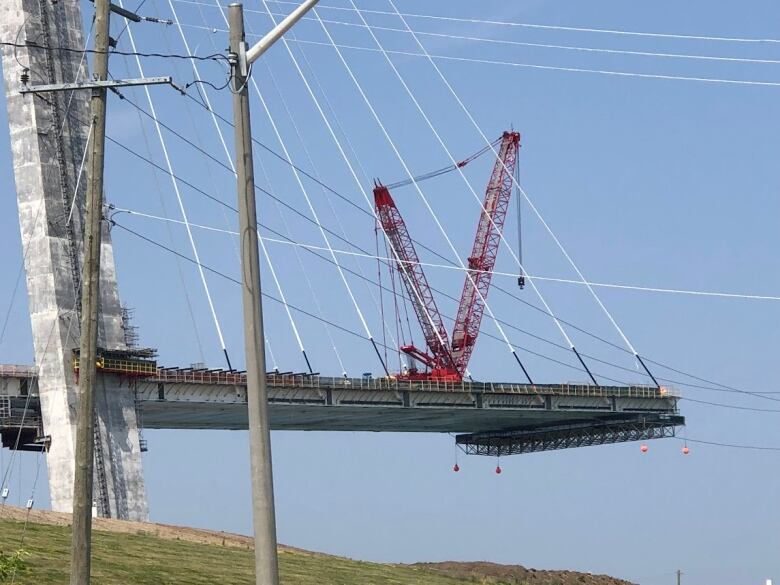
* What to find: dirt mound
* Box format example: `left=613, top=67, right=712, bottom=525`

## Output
left=411, top=561, right=636, bottom=585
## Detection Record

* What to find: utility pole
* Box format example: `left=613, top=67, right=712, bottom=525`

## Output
left=227, top=2, right=317, bottom=583
left=70, top=0, right=111, bottom=582
left=228, top=6, right=279, bottom=583
left=676, top=569, right=682, bottom=585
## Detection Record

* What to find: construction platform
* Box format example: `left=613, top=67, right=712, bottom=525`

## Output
left=0, top=365, right=683, bottom=456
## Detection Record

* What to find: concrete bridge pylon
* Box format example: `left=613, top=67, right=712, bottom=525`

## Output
left=1, top=0, right=148, bottom=521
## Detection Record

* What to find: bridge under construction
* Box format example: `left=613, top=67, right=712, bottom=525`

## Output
left=0, top=0, right=684, bottom=524
left=0, top=364, right=682, bottom=458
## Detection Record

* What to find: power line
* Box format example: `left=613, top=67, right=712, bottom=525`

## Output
left=0, top=40, right=228, bottom=63
left=681, top=397, right=780, bottom=413
left=682, top=437, right=780, bottom=451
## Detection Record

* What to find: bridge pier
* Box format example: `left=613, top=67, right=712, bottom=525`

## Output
left=1, top=0, right=148, bottom=520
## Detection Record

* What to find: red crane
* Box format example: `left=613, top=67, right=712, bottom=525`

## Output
left=374, top=131, right=521, bottom=382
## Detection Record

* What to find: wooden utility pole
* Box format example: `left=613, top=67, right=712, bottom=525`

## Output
left=70, top=0, right=111, bottom=581
left=227, top=3, right=318, bottom=583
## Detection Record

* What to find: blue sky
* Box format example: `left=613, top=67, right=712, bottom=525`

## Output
left=2, top=1, right=780, bottom=583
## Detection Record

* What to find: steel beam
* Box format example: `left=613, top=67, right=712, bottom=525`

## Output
left=19, top=77, right=172, bottom=94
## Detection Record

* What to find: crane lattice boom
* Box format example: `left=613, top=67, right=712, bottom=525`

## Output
left=451, top=131, right=520, bottom=371
left=374, top=131, right=521, bottom=381
left=374, top=185, right=457, bottom=379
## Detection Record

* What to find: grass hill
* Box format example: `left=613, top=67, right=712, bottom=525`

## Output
left=0, top=506, right=634, bottom=585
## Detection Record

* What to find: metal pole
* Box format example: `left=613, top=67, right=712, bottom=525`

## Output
left=70, top=0, right=111, bottom=582
left=676, top=569, right=682, bottom=585
left=228, top=5, right=279, bottom=584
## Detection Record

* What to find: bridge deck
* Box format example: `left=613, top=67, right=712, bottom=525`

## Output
left=0, top=368, right=682, bottom=452
left=136, top=373, right=679, bottom=433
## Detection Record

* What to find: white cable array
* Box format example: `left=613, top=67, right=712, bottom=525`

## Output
left=118, top=49, right=207, bottom=363
left=311, top=7, right=525, bottom=369
left=256, top=0, right=458, bottom=366
left=153, top=0, right=240, bottom=262
left=283, top=39, right=780, bottom=88
left=169, top=0, right=309, bottom=361
left=347, top=1, right=576, bottom=351
left=115, top=207, right=780, bottom=302
left=176, top=21, right=780, bottom=89
left=250, top=113, right=347, bottom=372
left=255, top=55, right=395, bottom=368
left=269, top=1, right=780, bottom=45
left=120, top=4, right=230, bottom=363
left=172, top=8, right=780, bottom=67
left=272, top=190, right=348, bottom=375
left=256, top=13, right=401, bottom=356
left=387, top=0, right=641, bottom=357
left=255, top=10, right=780, bottom=66
left=205, top=0, right=378, bottom=358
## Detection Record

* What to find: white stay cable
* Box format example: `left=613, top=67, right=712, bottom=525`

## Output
left=265, top=337, right=278, bottom=371
left=311, top=7, right=531, bottom=379
left=258, top=0, right=456, bottom=372
left=256, top=66, right=397, bottom=363
left=249, top=81, right=374, bottom=348
left=278, top=38, right=780, bottom=89
left=113, top=207, right=780, bottom=303
left=388, top=0, right=642, bottom=361
left=121, top=7, right=231, bottom=366
left=248, top=45, right=373, bottom=348
left=348, top=1, right=576, bottom=353
left=271, top=184, right=348, bottom=375
left=269, top=1, right=780, bottom=45
left=155, top=0, right=239, bottom=262
left=251, top=118, right=346, bottom=374
left=205, top=1, right=381, bottom=371
left=256, top=17, right=400, bottom=356
left=241, top=2, right=359, bottom=373
left=171, top=0, right=309, bottom=368
left=119, top=51, right=206, bottom=363
left=282, top=20, right=406, bottom=355
left=248, top=9, right=780, bottom=66
left=66, top=122, right=92, bottom=226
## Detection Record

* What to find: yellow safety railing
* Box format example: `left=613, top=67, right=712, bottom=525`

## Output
left=72, top=356, right=157, bottom=376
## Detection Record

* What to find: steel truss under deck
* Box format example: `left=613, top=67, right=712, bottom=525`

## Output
left=456, top=415, right=683, bottom=456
